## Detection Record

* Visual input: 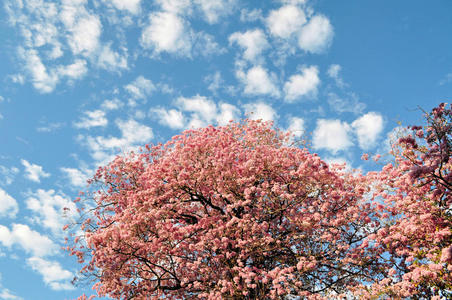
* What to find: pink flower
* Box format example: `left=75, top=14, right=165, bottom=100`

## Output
left=441, top=245, right=452, bottom=263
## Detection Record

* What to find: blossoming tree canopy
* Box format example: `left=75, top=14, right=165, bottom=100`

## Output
left=363, top=103, right=452, bottom=298
left=68, top=119, right=384, bottom=299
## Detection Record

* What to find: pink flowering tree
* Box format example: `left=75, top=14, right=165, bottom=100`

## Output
left=67, top=120, right=385, bottom=299
left=359, top=103, right=452, bottom=298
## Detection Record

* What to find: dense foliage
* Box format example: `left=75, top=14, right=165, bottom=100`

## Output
left=68, top=104, right=451, bottom=299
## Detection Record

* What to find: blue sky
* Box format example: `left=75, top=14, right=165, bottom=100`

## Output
left=0, top=0, right=451, bottom=299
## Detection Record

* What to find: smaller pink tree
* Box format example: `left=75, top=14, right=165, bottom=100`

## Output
left=361, top=103, right=452, bottom=298
left=67, top=120, right=385, bottom=299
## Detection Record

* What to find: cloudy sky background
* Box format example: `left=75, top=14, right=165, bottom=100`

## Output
left=0, top=0, right=451, bottom=298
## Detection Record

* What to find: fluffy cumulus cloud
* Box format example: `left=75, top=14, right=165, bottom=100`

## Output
left=0, top=224, right=58, bottom=257
left=6, top=0, right=104, bottom=92
left=237, top=66, right=280, bottom=97
left=216, top=103, right=241, bottom=126
left=74, top=110, right=108, bottom=129
left=57, top=59, right=88, bottom=79
left=0, top=166, right=19, bottom=186
left=243, top=102, right=277, bottom=121
left=97, top=44, right=128, bottom=71
left=0, top=288, right=22, bottom=300
left=176, top=95, right=218, bottom=125
left=229, top=29, right=269, bottom=62
left=266, top=5, right=306, bottom=39
left=27, top=257, right=74, bottom=291
left=313, top=119, right=352, bottom=153
left=141, top=11, right=192, bottom=56
left=107, top=0, right=142, bottom=14
left=82, top=119, right=153, bottom=163
left=60, top=2, right=102, bottom=57
left=125, top=76, right=155, bottom=101
left=240, top=8, right=263, bottom=22
left=151, top=96, right=240, bottom=129
left=193, top=32, right=225, bottom=57
left=60, top=167, right=92, bottom=188
left=286, top=116, right=305, bottom=138
left=284, top=65, right=320, bottom=101
left=155, top=0, right=191, bottom=14
left=150, top=108, right=185, bottom=129
left=298, top=15, right=334, bottom=53
left=19, top=48, right=58, bottom=93
left=102, top=98, right=124, bottom=111
left=351, top=112, right=384, bottom=149
left=21, top=160, right=50, bottom=183
left=194, top=0, right=236, bottom=24
left=0, top=188, right=18, bottom=218
left=327, top=92, right=366, bottom=115
left=25, top=189, right=77, bottom=235
left=327, top=64, right=345, bottom=88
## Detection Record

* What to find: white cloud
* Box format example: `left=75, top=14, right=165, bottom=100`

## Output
left=205, top=71, right=223, bottom=94
left=176, top=95, right=217, bottom=121
left=151, top=96, right=241, bottom=129
left=313, top=119, right=352, bottom=153
left=237, top=66, right=280, bottom=97
left=286, top=116, right=305, bottom=138
left=150, top=107, right=185, bottom=129
left=60, top=167, right=92, bottom=187
left=108, top=0, right=141, bottom=14
left=57, top=59, right=87, bottom=79
left=193, top=32, right=225, bottom=57
left=19, top=48, right=58, bottom=93
left=266, top=5, right=306, bottom=39
left=324, top=156, right=352, bottom=171
left=194, top=0, right=236, bottom=24
left=0, top=287, right=22, bottom=300
left=62, top=8, right=102, bottom=57
left=21, top=160, right=50, bottom=183
left=283, top=65, right=320, bottom=101
left=216, top=103, right=241, bottom=125
left=97, top=44, right=128, bottom=71
left=240, top=8, right=262, bottom=22
left=36, top=122, right=64, bottom=133
left=19, top=50, right=87, bottom=93
left=83, top=119, right=153, bottom=163
left=0, top=224, right=58, bottom=257
left=141, top=11, right=192, bottom=56
left=125, top=76, right=155, bottom=101
left=351, top=112, right=384, bottom=149
left=155, top=0, right=192, bottom=14
left=0, top=188, right=18, bottom=218
left=298, top=15, right=333, bottom=53
left=243, top=102, right=277, bottom=121
left=174, top=95, right=218, bottom=128
left=327, top=64, right=344, bottom=87
left=25, top=189, right=77, bottom=235
left=229, top=29, right=269, bottom=62
left=0, top=166, right=19, bottom=186
left=327, top=92, right=366, bottom=115
left=10, top=74, right=25, bottom=85
left=74, top=110, right=108, bottom=129
left=101, top=98, right=123, bottom=111
left=5, top=0, right=105, bottom=92
left=27, top=257, right=74, bottom=290
left=281, top=0, right=307, bottom=4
